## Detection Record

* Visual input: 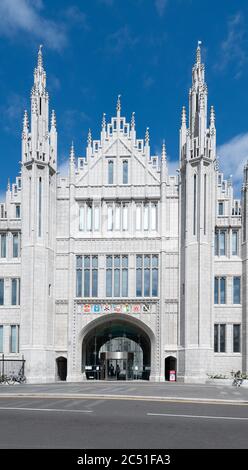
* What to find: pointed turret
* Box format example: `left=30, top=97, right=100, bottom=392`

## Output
left=51, top=109, right=56, bottom=129
left=161, top=140, right=168, bottom=183
left=69, top=141, right=75, bottom=179
left=116, top=94, right=121, bottom=116
left=87, top=128, right=93, bottom=158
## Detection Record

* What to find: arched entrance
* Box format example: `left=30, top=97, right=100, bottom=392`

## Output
left=81, top=315, right=153, bottom=380
left=56, top=357, right=67, bottom=381
left=165, top=356, right=177, bottom=381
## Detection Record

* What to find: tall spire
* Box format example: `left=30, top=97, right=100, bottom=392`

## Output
left=196, top=40, right=202, bottom=65
left=38, top=44, right=43, bottom=69
left=131, top=112, right=135, bottom=129
left=161, top=140, right=167, bottom=161
left=23, top=109, right=29, bottom=131
left=70, top=141, right=75, bottom=162
left=51, top=109, right=56, bottom=128
left=145, top=127, right=150, bottom=146
left=116, top=94, right=121, bottom=115
left=102, top=113, right=106, bottom=130
left=87, top=128, right=92, bottom=147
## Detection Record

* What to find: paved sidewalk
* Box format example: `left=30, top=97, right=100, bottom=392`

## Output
left=0, top=381, right=248, bottom=404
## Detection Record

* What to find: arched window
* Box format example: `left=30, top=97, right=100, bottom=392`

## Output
left=108, top=160, right=114, bottom=184
left=123, top=160, right=128, bottom=184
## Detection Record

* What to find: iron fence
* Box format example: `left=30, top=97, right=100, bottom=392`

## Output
left=0, top=354, right=25, bottom=377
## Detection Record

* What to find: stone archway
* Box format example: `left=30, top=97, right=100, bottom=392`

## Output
left=56, top=356, right=67, bottom=381
left=80, top=314, right=156, bottom=381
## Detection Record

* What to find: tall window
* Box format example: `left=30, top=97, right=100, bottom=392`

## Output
left=214, top=324, right=226, bottom=353
left=215, top=230, right=226, bottom=256
left=16, top=205, right=21, bottom=218
left=10, top=325, right=19, bottom=353
left=0, top=234, right=6, bottom=258
left=218, top=202, right=224, bottom=216
left=233, top=324, right=241, bottom=353
left=79, top=204, right=100, bottom=232
left=233, top=277, right=241, bottom=304
left=122, top=161, right=128, bottom=184
left=232, top=231, right=238, bottom=256
left=11, top=278, right=20, bottom=306
left=135, top=203, right=158, bottom=232
left=106, top=255, right=128, bottom=297
left=0, top=279, right=4, bottom=305
left=76, top=255, right=98, bottom=297
left=136, top=254, right=158, bottom=297
left=108, top=160, right=114, bottom=184
left=12, top=233, right=19, bottom=258
left=214, top=277, right=226, bottom=304
left=0, top=326, right=3, bottom=353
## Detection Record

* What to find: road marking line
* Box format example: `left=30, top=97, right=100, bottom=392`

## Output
left=0, top=407, right=93, bottom=413
left=147, top=413, right=248, bottom=421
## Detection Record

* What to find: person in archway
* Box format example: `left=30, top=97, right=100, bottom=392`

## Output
left=109, top=363, right=114, bottom=377
left=116, top=363, right=120, bottom=380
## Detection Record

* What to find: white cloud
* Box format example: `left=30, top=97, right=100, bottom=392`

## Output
left=217, top=132, right=248, bottom=195
left=155, top=0, right=168, bottom=17
left=216, top=12, right=247, bottom=78
left=0, top=0, right=67, bottom=50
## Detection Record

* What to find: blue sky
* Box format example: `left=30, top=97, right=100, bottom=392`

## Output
left=1, top=0, right=248, bottom=197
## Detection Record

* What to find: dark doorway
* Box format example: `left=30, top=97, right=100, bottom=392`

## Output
left=82, top=319, right=151, bottom=380
left=165, top=356, right=177, bottom=381
left=56, top=357, right=67, bottom=381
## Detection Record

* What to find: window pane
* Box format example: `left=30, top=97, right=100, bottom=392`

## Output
left=233, top=277, right=241, bottom=304
left=136, top=255, right=142, bottom=268
left=1, top=234, right=6, bottom=258
left=13, top=234, right=19, bottom=258
left=11, top=326, right=19, bottom=353
left=122, top=269, right=128, bottom=297
left=0, top=326, right=3, bottom=353
left=79, top=206, right=85, bottom=231
left=136, top=205, right=141, bottom=231
left=115, top=205, right=121, bottom=230
left=12, top=279, right=17, bottom=305
left=123, top=161, right=128, bottom=184
left=214, top=278, right=218, bottom=304
left=92, top=270, right=98, bottom=297
left=232, top=231, right=238, bottom=256
left=122, top=205, right=128, bottom=231
left=114, top=269, right=120, bottom=297
left=152, top=255, right=158, bottom=268
left=144, top=255, right=150, bottom=268
left=233, top=324, right=241, bottom=353
left=84, top=256, right=90, bottom=268
left=218, top=202, right=224, bottom=215
left=94, top=206, right=100, bottom=231
left=220, top=278, right=226, bottom=304
left=152, top=268, right=158, bottom=296
left=16, top=205, right=20, bottom=218
left=0, top=279, right=4, bottom=305
left=144, top=204, right=149, bottom=230
left=84, top=270, right=90, bottom=297
left=106, top=269, right=112, bottom=297
left=106, top=256, right=112, bottom=268
left=92, top=256, right=98, bottom=268
left=76, top=270, right=82, bottom=297
left=108, top=161, right=113, bottom=184
left=144, top=269, right=150, bottom=296
left=122, top=256, right=128, bottom=268
left=151, top=204, right=157, bottom=231
left=86, top=205, right=92, bottom=231
left=214, top=325, right=218, bottom=352
left=220, top=324, right=226, bottom=352
left=136, top=269, right=142, bottom=297
left=219, top=232, right=225, bottom=256
left=107, top=206, right=113, bottom=231
left=76, top=256, right=82, bottom=268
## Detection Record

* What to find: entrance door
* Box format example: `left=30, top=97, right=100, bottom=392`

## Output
left=100, top=352, right=134, bottom=380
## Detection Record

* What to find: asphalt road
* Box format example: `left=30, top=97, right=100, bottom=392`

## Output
left=0, top=395, right=248, bottom=449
